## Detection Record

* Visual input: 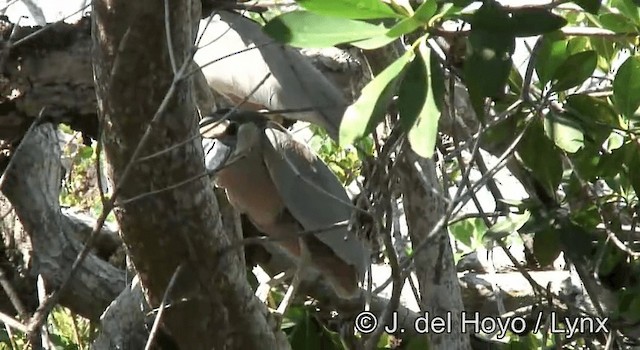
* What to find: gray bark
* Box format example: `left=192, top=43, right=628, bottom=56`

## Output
left=0, top=123, right=125, bottom=321
left=399, top=150, right=472, bottom=349
left=91, top=0, right=286, bottom=348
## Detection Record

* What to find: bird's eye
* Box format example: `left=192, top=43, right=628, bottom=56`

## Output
left=226, top=122, right=238, bottom=136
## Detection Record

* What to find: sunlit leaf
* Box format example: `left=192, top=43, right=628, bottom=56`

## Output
left=544, top=112, right=584, bottom=153
left=599, top=13, right=638, bottom=33
left=339, top=50, right=414, bottom=145
left=264, top=11, right=389, bottom=48
left=450, top=218, right=487, bottom=249
left=399, top=39, right=441, bottom=158
left=387, top=0, right=438, bottom=37
left=350, top=35, right=396, bottom=49
left=611, top=0, right=640, bottom=25
left=613, top=55, right=640, bottom=119
left=549, top=50, right=597, bottom=92
left=590, top=37, right=617, bottom=72
left=483, top=211, right=531, bottom=247
left=79, top=146, right=94, bottom=159
left=566, top=37, right=589, bottom=55
left=297, top=0, right=402, bottom=19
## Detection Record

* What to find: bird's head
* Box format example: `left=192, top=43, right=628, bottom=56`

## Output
left=199, top=109, right=268, bottom=172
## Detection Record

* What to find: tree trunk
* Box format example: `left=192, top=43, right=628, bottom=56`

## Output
left=399, top=149, right=471, bottom=349
left=92, top=1, right=286, bottom=348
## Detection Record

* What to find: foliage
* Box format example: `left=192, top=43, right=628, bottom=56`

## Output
left=0, top=307, right=92, bottom=349
left=264, top=0, right=640, bottom=348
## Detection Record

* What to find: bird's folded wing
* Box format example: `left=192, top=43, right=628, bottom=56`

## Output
left=262, top=125, right=368, bottom=278
left=194, top=11, right=347, bottom=140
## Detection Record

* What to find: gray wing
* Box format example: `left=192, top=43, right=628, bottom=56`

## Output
left=261, top=125, right=368, bottom=278
left=193, top=11, right=346, bottom=140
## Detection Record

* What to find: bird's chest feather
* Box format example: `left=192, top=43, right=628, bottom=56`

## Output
left=215, top=151, right=286, bottom=227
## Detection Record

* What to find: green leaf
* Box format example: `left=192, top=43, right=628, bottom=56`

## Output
left=599, top=13, right=638, bottom=33
left=566, top=37, right=589, bottom=55
left=535, top=33, right=568, bottom=86
left=398, top=48, right=428, bottom=131
left=590, top=37, right=617, bottom=72
left=464, top=4, right=565, bottom=37
left=549, top=50, right=597, bottom=92
left=339, top=50, right=414, bottom=145
left=465, top=29, right=514, bottom=117
left=621, top=294, right=640, bottom=324
left=611, top=0, right=640, bottom=25
left=613, top=55, right=640, bottom=119
left=287, top=309, right=323, bottom=350
left=544, top=112, right=584, bottom=153
left=387, top=0, right=438, bottom=37
left=565, top=94, right=620, bottom=130
left=573, top=0, right=601, bottom=14
left=465, top=1, right=511, bottom=32
left=400, top=40, right=441, bottom=158
left=508, top=66, right=524, bottom=93
left=297, top=0, right=402, bottom=19
left=79, top=146, right=94, bottom=159
left=557, top=219, right=595, bottom=262
left=483, top=211, right=531, bottom=247
left=264, top=11, right=389, bottom=48
left=405, top=336, right=431, bottom=350
left=508, top=9, right=567, bottom=37
left=464, top=2, right=515, bottom=109
left=350, top=35, right=397, bottom=49
left=626, top=143, right=640, bottom=194
left=533, top=228, right=561, bottom=266
left=517, top=120, right=563, bottom=195
left=450, top=218, right=487, bottom=249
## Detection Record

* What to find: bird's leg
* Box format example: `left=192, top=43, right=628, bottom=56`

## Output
left=275, top=237, right=310, bottom=316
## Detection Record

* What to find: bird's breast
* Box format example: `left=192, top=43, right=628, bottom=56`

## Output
left=215, top=152, right=285, bottom=227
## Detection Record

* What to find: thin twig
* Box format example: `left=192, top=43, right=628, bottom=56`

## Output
left=164, top=0, right=178, bottom=75
left=364, top=196, right=403, bottom=350
left=0, top=267, right=27, bottom=319
left=144, top=264, right=184, bottom=350
left=0, top=311, right=26, bottom=333
left=521, top=37, right=543, bottom=105
left=11, top=3, right=91, bottom=48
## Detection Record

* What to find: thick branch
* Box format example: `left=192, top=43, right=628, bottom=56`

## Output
left=0, top=123, right=125, bottom=321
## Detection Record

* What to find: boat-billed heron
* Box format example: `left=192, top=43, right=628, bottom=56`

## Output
left=194, top=11, right=348, bottom=141
left=199, top=109, right=368, bottom=302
